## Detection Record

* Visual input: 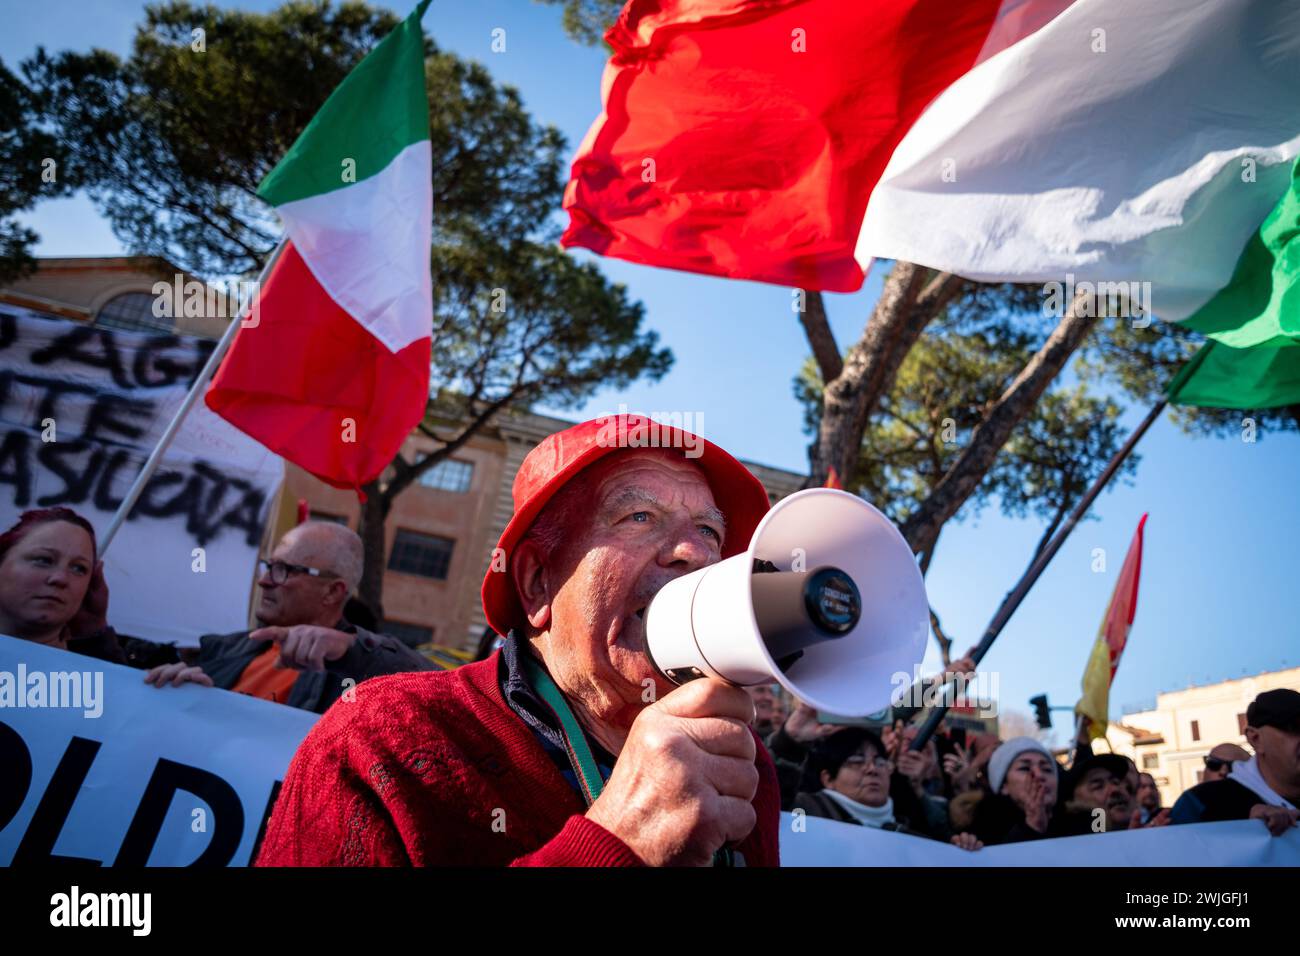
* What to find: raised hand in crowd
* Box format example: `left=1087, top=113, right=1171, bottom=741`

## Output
left=882, top=718, right=906, bottom=761
left=782, top=700, right=840, bottom=744
left=897, top=747, right=930, bottom=797
left=1128, top=807, right=1172, bottom=829
left=943, top=739, right=984, bottom=794
left=944, top=645, right=979, bottom=678
left=1022, top=772, right=1054, bottom=834
left=897, top=736, right=941, bottom=798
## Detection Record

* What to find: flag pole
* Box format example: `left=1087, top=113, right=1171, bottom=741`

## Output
left=99, top=240, right=286, bottom=555
left=1067, top=713, right=1088, bottom=765
left=908, top=398, right=1167, bottom=751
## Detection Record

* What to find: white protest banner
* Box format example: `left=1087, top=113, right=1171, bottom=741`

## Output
left=0, top=635, right=317, bottom=866
left=780, top=811, right=1300, bottom=866
left=0, top=308, right=284, bottom=646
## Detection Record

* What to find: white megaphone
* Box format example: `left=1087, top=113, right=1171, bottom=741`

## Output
left=644, top=488, right=928, bottom=717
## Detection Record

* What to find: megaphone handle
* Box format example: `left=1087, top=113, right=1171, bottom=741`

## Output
left=663, top=666, right=705, bottom=684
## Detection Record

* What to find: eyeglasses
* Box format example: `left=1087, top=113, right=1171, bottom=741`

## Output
left=1203, top=756, right=1233, bottom=772
left=257, top=558, right=339, bottom=585
left=843, top=755, right=893, bottom=772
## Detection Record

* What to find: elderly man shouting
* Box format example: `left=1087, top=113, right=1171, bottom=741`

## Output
left=257, top=415, right=781, bottom=866
left=145, top=521, right=434, bottom=712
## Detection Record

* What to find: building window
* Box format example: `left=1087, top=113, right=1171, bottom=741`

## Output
left=1190, top=720, right=1200, bottom=742
left=383, top=620, right=433, bottom=648
left=1141, top=754, right=1159, bottom=769
left=1237, top=712, right=1247, bottom=734
left=387, top=529, right=454, bottom=580
left=418, top=458, right=474, bottom=493
left=96, top=291, right=175, bottom=334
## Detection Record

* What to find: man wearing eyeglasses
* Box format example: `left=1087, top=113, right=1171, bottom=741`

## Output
left=144, top=521, right=434, bottom=712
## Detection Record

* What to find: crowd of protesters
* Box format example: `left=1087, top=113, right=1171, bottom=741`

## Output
left=3, top=503, right=1296, bottom=852
left=746, top=663, right=1299, bottom=847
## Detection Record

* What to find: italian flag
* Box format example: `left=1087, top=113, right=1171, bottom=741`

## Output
left=562, top=0, right=1072, bottom=290
left=563, top=0, right=1300, bottom=324
left=206, top=0, right=433, bottom=490
left=1075, top=514, right=1146, bottom=741
left=856, top=0, right=1300, bottom=323
left=856, top=0, right=1300, bottom=408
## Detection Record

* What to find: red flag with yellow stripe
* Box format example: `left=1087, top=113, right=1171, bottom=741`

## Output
left=1075, top=514, right=1147, bottom=740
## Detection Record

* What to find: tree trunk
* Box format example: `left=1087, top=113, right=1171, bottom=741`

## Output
left=357, top=478, right=389, bottom=621
left=900, top=292, right=1102, bottom=557
left=350, top=398, right=518, bottom=621
left=798, top=289, right=843, bottom=382
left=807, top=264, right=965, bottom=487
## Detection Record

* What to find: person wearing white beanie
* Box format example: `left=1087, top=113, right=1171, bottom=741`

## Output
left=969, top=736, right=1061, bottom=844
left=988, top=737, right=1055, bottom=793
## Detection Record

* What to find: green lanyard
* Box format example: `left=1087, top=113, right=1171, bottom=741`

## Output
left=520, top=651, right=607, bottom=806
left=519, top=651, right=735, bottom=867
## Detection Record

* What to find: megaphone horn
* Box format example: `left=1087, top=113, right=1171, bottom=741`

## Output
left=644, top=488, right=929, bottom=718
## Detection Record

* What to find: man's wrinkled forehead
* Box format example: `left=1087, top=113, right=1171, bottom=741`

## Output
left=591, top=448, right=725, bottom=524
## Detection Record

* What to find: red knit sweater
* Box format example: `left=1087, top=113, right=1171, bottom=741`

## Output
left=255, top=652, right=781, bottom=866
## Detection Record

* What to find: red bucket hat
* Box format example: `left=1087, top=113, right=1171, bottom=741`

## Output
left=480, top=413, right=771, bottom=638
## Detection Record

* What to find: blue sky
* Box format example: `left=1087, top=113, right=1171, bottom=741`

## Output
left=5, top=0, right=1298, bottom=741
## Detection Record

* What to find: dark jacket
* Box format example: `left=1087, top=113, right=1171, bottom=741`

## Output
left=765, top=725, right=815, bottom=810
left=1169, top=778, right=1270, bottom=825
left=199, top=620, right=437, bottom=714
left=65, top=629, right=183, bottom=669
left=65, top=628, right=127, bottom=665
left=790, top=790, right=946, bottom=842
left=793, top=789, right=941, bottom=840
left=967, top=791, right=1096, bottom=844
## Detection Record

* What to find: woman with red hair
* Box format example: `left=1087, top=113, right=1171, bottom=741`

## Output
left=0, top=507, right=124, bottom=663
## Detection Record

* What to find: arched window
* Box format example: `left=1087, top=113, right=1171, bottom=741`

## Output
left=96, top=292, right=174, bottom=334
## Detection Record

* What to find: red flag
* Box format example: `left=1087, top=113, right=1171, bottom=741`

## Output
left=562, top=0, right=1061, bottom=290
left=1076, top=513, right=1147, bottom=739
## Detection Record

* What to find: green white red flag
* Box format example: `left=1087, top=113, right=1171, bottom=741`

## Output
left=206, top=0, right=433, bottom=490
left=563, top=0, right=1300, bottom=325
